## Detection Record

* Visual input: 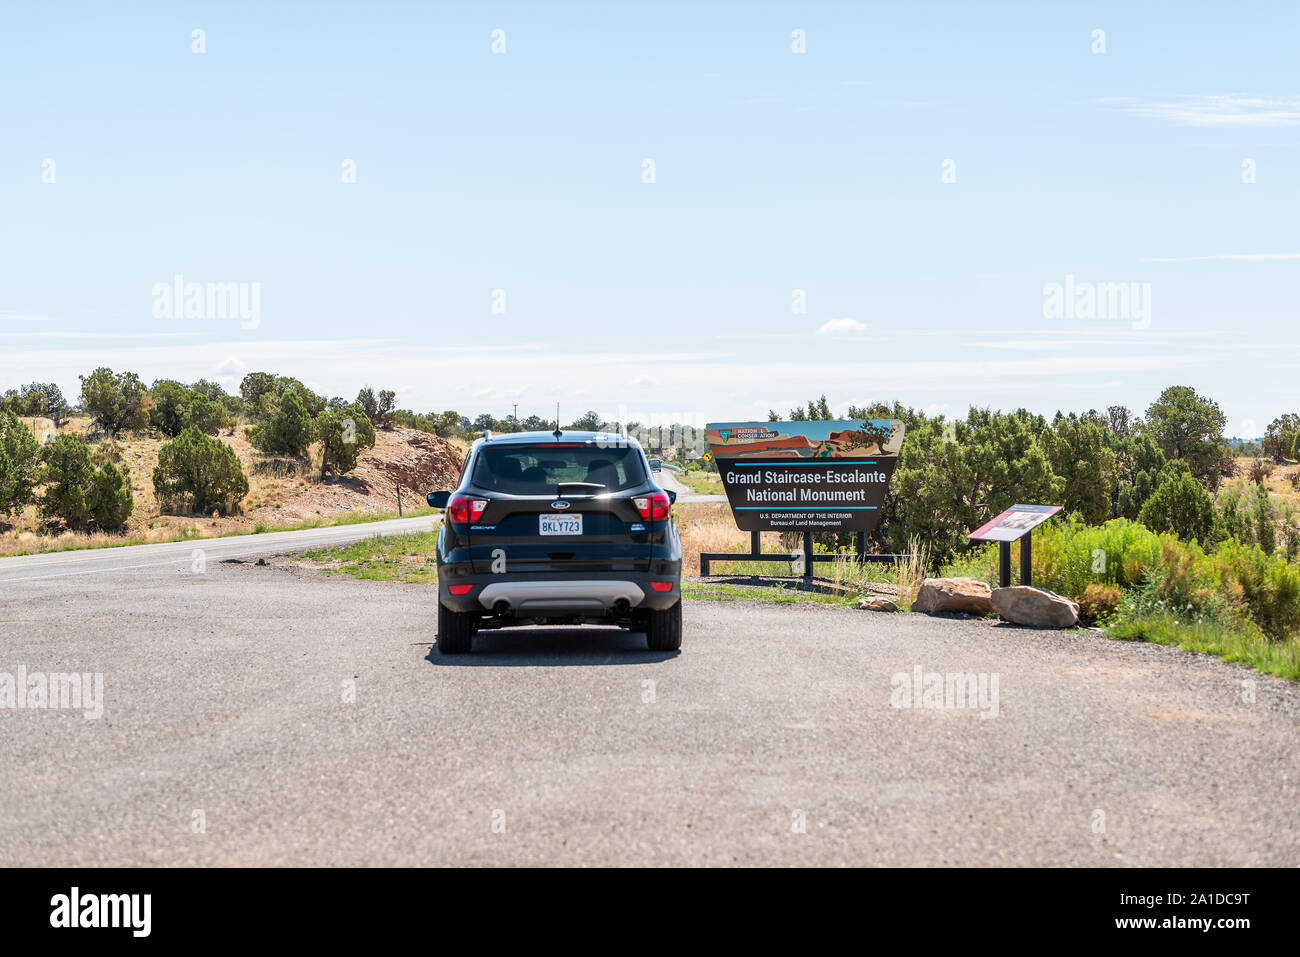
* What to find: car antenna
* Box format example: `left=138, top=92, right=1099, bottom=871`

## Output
left=553, top=402, right=562, bottom=439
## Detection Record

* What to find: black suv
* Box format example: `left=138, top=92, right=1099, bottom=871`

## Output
left=426, top=430, right=683, bottom=654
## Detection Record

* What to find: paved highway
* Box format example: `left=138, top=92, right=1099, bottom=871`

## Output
left=0, top=515, right=437, bottom=585
left=2, top=544, right=1297, bottom=866
left=654, top=467, right=726, bottom=504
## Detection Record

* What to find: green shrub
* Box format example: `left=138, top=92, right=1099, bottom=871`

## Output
left=1079, top=583, right=1121, bottom=622
left=88, top=461, right=134, bottom=530
left=38, top=434, right=95, bottom=528
left=1139, top=462, right=1215, bottom=544
left=36, top=434, right=133, bottom=530
left=0, top=409, right=43, bottom=517
left=248, top=390, right=313, bottom=457
left=1015, top=516, right=1300, bottom=642
left=940, top=541, right=999, bottom=585
left=1255, top=489, right=1277, bottom=555
left=316, top=403, right=376, bottom=479
left=79, top=367, right=148, bottom=437
left=153, top=427, right=248, bottom=515
left=1024, top=518, right=1163, bottom=597
left=1144, top=385, right=1228, bottom=488
left=885, top=409, right=1063, bottom=566
left=1210, top=541, right=1300, bottom=640
left=1045, top=416, right=1117, bottom=525
left=150, top=380, right=230, bottom=437
left=12, top=381, right=70, bottom=427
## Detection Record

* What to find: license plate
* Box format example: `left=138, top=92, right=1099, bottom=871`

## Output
left=540, top=514, right=583, bottom=536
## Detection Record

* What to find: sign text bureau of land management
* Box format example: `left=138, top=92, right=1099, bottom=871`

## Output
left=705, top=420, right=906, bottom=534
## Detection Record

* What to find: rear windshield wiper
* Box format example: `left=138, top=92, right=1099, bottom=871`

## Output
left=557, top=481, right=606, bottom=496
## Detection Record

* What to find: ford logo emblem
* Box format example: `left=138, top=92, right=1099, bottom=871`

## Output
left=551, top=500, right=570, bottom=509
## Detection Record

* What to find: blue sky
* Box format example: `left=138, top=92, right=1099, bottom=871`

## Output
left=2, top=1, right=1297, bottom=436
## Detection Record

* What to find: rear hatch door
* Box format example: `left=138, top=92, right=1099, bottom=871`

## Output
left=466, top=442, right=652, bottom=574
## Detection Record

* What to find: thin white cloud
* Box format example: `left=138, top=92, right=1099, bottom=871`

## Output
left=966, top=340, right=1076, bottom=352
left=959, top=328, right=1226, bottom=339
left=817, top=317, right=867, bottom=335
left=0, top=313, right=62, bottom=322
left=1114, top=94, right=1300, bottom=127
left=0, top=331, right=200, bottom=339
left=1142, top=253, right=1300, bottom=263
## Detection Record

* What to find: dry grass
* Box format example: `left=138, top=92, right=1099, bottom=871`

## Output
left=894, top=534, right=931, bottom=610
left=673, top=502, right=910, bottom=590
left=826, top=556, right=901, bottom=595
left=674, top=502, right=750, bottom=575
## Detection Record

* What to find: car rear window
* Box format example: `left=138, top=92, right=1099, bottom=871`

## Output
left=472, top=444, right=647, bottom=494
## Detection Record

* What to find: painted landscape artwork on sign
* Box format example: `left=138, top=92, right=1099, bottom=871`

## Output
left=706, top=420, right=904, bottom=460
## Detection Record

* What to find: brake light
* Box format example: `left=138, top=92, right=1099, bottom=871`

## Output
left=446, top=494, right=488, bottom=524
left=448, top=584, right=473, bottom=595
left=633, top=491, right=671, bottom=521
left=649, top=581, right=674, bottom=592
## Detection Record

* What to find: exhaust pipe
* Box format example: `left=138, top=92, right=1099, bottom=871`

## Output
left=612, top=598, right=631, bottom=616
left=493, top=599, right=513, bottom=617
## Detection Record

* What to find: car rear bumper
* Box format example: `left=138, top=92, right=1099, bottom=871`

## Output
left=438, top=568, right=679, bottom=615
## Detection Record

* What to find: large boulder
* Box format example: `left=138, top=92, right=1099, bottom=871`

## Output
left=911, top=577, right=993, bottom=616
left=991, top=586, right=1080, bottom=628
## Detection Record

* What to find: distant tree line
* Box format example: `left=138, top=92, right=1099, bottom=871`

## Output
left=6, top=372, right=1298, bottom=554
left=759, top=385, right=1295, bottom=565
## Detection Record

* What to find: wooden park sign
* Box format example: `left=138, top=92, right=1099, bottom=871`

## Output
left=697, top=419, right=907, bottom=577
left=706, top=420, right=906, bottom=534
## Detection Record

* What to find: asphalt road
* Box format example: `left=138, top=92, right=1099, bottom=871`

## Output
left=2, top=540, right=1298, bottom=866
left=0, top=515, right=437, bottom=584
left=654, top=467, right=727, bottom=504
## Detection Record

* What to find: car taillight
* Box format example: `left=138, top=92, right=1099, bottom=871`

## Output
left=649, top=581, right=674, bottom=592
left=633, top=491, right=671, bottom=521
left=448, top=584, right=473, bottom=595
left=446, top=494, right=488, bottom=524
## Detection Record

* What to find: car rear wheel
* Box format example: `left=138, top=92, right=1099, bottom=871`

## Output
left=644, top=600, right=682, bottom=651
left=437, top=601, right=475, bottom=654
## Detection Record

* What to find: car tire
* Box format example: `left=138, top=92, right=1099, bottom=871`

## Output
left=437, top=601, right=475, bottom=654
left=645, top=599, right=682, bottom=651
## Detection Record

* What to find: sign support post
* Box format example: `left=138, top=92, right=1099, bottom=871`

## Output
left=1020, top=535, right=1032, bottom=586
left=998, top=541, right=1012, bottom=588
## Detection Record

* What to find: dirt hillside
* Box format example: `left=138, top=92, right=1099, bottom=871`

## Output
left=2, top=418, right=464, bottom=553
left=268, top=427, right=464, bottom=522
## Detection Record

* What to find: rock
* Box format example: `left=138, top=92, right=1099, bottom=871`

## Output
left=911, top=577, right=993, bottom=616
left=857, top=596, right=898, bottom=612
left=990, top=586, right=1080, bottom=628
